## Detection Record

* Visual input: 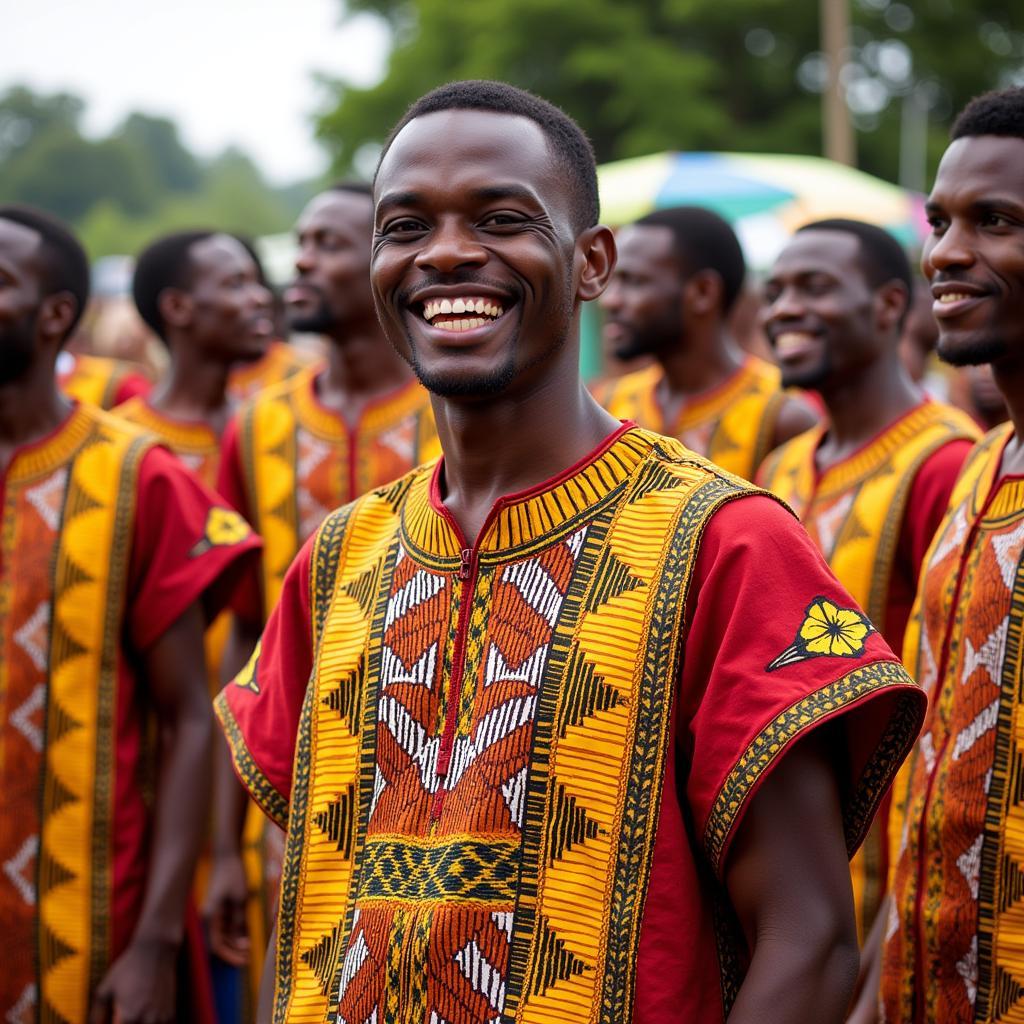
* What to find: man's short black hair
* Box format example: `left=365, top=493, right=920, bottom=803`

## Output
left=0, top=204, right=90, bottom=339
left=132, top=230, right=215, bottom=339
left=377, top=80, right=599, bottom=234
left=635, top=206, right=746, bottom=314
left=951, top=86, right=1024, bottom=140
left=797, top=218, right=913, bottom=299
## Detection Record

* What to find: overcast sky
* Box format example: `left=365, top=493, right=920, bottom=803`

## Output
left=3, top=0, right=392, bottom=183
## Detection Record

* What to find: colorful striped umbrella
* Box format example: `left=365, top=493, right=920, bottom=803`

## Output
left=597, top=151, right=928, bottom=269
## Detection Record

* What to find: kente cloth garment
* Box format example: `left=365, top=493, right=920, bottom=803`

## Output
left=590, top=355, right=789, bottom=481
left=882, top=423, right=1024, bottom=1024
left=227, top=340, right=321, bottom=404
left=217, top=424, right=924, bottom=1024
left=57, top=352, right=152, bottom=410
left=759, top=401, right=977, bottom=942
left=0, top=403, right=260, bottom=1024
left=218, top=368, right=437, bottom=1007
left=219, top=367, right=439, bottom=622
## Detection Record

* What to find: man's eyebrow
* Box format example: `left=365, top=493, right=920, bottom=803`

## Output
left=468, top=184, right=541, bottom=205
left=972, top=196, right=1024, bottom=217
left=376, top=191, right=423, bottom=216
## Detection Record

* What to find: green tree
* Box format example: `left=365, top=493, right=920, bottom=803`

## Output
left=116, top=114, right=203, bottom=194
left=317, top=0, right=1024, bottom=183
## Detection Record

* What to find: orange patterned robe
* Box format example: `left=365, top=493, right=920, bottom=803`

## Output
left=57, top=352, right=151, bottom=410
left=226, top=340, right=320, bottom=404
left=591, top=355, right=790, bottom=480
left=883, top=423, right=1024, bottom=1022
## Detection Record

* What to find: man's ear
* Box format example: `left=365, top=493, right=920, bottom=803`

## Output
left=158, top=287, right=193, bottom=330
left=575, top=225, right=617, bottom=303
left=876, top=280, right=909, bottom=335
left=37, top=292, right=78, bottom=344
left=683, top=269, right=725, bottom=318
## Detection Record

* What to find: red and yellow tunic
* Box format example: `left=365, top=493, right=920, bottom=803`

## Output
left=760, top=401, right=977, bottom=941
left=217, top=424, right=924, bottom=1024
left=883, top=424, right=1024, bottom=1023
left=219, top=367, right=438, bottom=622
left=591, top=355, right=790, bottom=480
left=227, top=340, right=320, bottom=404
left=0, top=403, right=259, bottom=1024
left=57, top=352, right=152, bottom=410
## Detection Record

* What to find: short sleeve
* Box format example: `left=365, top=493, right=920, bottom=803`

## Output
left=216, top=415, right=264, bottom=625
left=214, top=533, right=316, bottom=827
left=127, top=445, right=262, bottom=651
left=680, top=494, right=926, bottom=879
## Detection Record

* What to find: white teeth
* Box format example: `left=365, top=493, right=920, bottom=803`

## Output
left=432, top=317, right=486, bottom=332
left=421, top=296, right=505, bottom=323
left=774, top=331, right=815, bottom=354
left=938, top=293, right=970, bottom=303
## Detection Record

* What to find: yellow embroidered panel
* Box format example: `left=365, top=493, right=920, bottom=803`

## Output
left=0, top=406, right=150, bottom=1023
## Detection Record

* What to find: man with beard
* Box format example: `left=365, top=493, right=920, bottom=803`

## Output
left=881, top=87, right=1024, bottom=1024
left=0, top=206, right=260, bottom=1024
left=206, top=183, right=436, bottom=1008
left=756, top=219, right=978, bottom=1017
left=595, top=206, right=816, bottom=480
left=118, top=231, right=275, bottom=490
left=213, top=81, right=926, bottom=1024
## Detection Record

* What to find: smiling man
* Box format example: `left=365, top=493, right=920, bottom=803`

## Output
left=595, top=207, right=816, bottom=481
left=757, top=220, right=978, bottom=1016
left=214, top=81, right=926, bottom=1024
left=881, top=88, right=1024, bottom=1024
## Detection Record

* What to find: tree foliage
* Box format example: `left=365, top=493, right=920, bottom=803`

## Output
left=0, top=86, right=312, bottom=259
left=316, top=0, right=1024, bottom=183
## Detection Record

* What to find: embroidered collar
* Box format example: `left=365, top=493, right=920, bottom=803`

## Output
left=399, top=423, right=654, bottom=566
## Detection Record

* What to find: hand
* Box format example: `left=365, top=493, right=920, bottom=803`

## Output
left=90, top=938, right=178, bottom=1024
left=205, top=851, right=251, bottom=967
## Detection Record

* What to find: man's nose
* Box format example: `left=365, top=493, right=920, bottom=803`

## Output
left=414, top=219, right=487, bottom=273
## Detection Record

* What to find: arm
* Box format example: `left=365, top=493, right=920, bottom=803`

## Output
left=206, top=615, right=264, bottom=966
left=724, top=727, right=860, bottom=1024
left=91, top=602, right=213, bottom=1024
left=846, top=895, right=889, bottom=1024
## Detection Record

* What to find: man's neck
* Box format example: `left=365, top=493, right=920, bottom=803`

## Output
left=816, top=355, right=922, bottom=467
left=0, top=366, right=73, bottom=472
left=434, top=355, right=620, bottom=546
left=657, top=327, right=744, bottom=401
left=316, top=326, right=414, bottom=422
left=149, top=343, right=232, bottom=432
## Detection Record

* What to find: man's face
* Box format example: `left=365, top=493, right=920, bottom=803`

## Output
left=761, top=230, right=882, bottom=390
left=922, top=135, right=1024, bottom=369
left=287, top=191, right=375, bottom=334
left=184, top=235, right=273, bottom=362
left=371, top=109, right=579, bottom=400
left=0, top=218, right=45, bottom=386
left=599, top=225, right=684, bottom=361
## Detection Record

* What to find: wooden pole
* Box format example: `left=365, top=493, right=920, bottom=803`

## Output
left=821, top=0, right=856, bottom=166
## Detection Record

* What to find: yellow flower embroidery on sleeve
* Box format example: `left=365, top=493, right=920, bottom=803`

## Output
left=233, top=639, right=261, bottom=694
left=767, top=597, right=875, bottom=672
left=190, top=506, right=251, bottom=557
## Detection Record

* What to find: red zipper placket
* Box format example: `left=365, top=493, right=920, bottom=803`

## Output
left=910, top=503, right=989, bottom=1018
left=430, top=544, right=478, bottom=822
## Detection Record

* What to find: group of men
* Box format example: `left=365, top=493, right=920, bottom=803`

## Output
left=1, top=76, right=1023, bottom=1024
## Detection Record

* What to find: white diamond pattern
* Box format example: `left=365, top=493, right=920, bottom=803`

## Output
left=3, top=836, right=37, bottom=906
left=992, top=518, right=1024, bottom=589
left=10, top=683, right=45, bottom=752
left=13, top=602, right=50, bottom=674
left=24, top=468, right=67, bottom=532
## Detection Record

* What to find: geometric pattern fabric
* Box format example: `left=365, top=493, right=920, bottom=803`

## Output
left=883, top=425, right=1024, bottom=1022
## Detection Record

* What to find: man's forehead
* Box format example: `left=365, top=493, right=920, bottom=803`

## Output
left=616, top=224, right=675, bottom=263
left=376, top=109, right=556, bottom=195
left=0, top=218, right=43, bottom=262
left=773, top=230, right=858, bottom=274
left=931, top=135, right=1024, bottom=202
left=300, top=190, right=372, bottom=230
left=192, top=233, right=253, bottom=273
